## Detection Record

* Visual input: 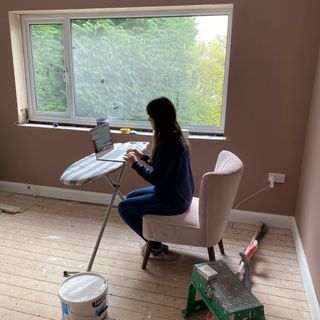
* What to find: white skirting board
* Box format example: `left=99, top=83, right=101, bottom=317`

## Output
left=291, top=220, right=320, bottom=320
left=0, top=180, right=122, bottom=206
left=229, top=208, right=294, bottom=229
left=0, top=180, right=319, bottom=319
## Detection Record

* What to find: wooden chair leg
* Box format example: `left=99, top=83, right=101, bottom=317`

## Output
left=142, top=240, right=153, bottom=270
left=218, top=239, right=225, bottom=255
left=207, top=247, right=215, bottom=261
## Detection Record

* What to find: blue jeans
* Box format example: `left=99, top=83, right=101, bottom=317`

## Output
left=118, top=186, right=186, bottom=249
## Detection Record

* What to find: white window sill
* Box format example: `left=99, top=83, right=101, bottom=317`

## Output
left=16, top=122, right=226, bottom=141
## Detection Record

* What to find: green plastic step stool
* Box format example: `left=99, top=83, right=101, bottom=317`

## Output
left=182, top=260, right=265, bottom=320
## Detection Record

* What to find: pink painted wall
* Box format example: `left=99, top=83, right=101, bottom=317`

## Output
left=295, top=48, right=320, bottom=302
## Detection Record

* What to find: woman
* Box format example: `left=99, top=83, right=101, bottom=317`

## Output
left=118, top=97, right=194, bottom=258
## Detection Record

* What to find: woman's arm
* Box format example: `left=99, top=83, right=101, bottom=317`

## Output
left=132, top=142, right=176, bottom=185
left=124, top=149, right=152, bottom=166
left=140, top=153, right=152, bottom=165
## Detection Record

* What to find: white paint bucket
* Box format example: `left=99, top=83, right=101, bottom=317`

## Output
left=58, top=272, right=108, bottom=320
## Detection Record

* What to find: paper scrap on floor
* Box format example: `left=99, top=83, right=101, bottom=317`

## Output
left=0, top=203, right=25, bottom=214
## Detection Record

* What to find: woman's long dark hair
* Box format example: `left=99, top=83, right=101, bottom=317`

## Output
left=146, top=97, right=190, bottom=158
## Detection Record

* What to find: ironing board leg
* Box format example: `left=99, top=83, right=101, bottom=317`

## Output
left=87, top=163, right=126, bottom=272
left=104, top=174, right=125, bottom=200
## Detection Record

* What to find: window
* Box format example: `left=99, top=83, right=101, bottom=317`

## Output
left=21, top=5, right=233, bottom=134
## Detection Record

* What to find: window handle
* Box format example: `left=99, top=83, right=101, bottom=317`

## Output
left=63, top=69, right=68, bottom=83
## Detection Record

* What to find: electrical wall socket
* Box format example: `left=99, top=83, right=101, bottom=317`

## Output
left=268, top=172, right=286, bottom=184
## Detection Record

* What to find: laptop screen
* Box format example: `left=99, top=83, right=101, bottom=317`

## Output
left=90, top=123, right=113, bottom=155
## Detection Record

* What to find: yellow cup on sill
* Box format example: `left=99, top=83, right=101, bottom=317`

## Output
left=120, top=128, right=131, bottom=134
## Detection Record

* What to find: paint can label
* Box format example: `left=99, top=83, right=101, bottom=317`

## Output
left=61, top=301, right=69, bottom=319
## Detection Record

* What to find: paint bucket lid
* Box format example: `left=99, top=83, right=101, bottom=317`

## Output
left=59, top=272, right=107, bottom=303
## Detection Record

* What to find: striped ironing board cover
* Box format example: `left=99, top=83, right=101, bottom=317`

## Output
left=60, top=144, right=125, bottom=186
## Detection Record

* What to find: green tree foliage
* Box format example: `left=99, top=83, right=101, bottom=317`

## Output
left=186, top=37, right=227, bottom=126
left=32, top=17, right=227, bottom=127
left=71, top=17, right=197, bottom=121
left=31, top=24, right=67, bottom=112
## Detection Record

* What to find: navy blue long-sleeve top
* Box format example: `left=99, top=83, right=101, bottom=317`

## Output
left=132, top=134, right=194, bottom=210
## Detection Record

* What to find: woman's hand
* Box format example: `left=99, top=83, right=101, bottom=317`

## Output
left=125, top=148, right=144, bottom=158
left=123, top=151, right=138, bottom=164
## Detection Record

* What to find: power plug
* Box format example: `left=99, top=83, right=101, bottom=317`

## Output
left=268, top=175, right=275, bottom=188
left=268, top=172, right=286, bottom=188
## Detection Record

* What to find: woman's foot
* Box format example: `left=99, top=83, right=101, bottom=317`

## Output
left=141, top=243, right=169, bottom=260
left=151, top=244, right=169, bottom=259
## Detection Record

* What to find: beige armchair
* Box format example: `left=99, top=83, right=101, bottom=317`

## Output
left=141, top=150, right=243, bottom=269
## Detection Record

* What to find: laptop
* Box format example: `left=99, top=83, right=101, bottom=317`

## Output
left=90, top=123, right=148, bottom=162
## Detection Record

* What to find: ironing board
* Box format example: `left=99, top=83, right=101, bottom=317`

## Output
left=60, top=142, right=148, bottom=273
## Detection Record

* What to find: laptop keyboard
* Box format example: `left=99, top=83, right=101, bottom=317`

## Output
left=106, top=149, right=125, bottom=159
left=99, top=142, right=148, bottom=161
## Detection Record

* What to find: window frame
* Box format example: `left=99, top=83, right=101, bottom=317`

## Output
left=21, top=5, right=233, bottom=134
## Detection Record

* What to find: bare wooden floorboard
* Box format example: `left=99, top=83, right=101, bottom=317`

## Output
left=0, top=212, right=299, bottom=261
left=0, top=223, right=300, bottom=273
left=0, top=306, right=52, bottom=320
left=0, top=192, right=311, bottom=319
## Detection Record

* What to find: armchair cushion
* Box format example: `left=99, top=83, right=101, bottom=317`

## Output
left=143, top=198, right=207, bottom=246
